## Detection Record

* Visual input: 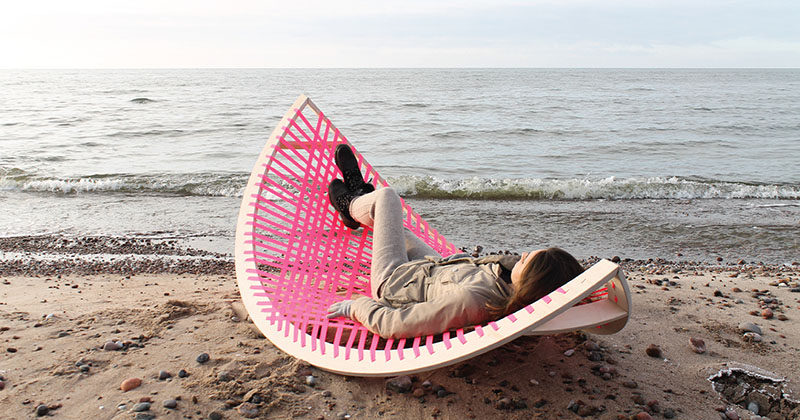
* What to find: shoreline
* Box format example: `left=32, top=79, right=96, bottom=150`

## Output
left=1, top=240, right=799, bottom=419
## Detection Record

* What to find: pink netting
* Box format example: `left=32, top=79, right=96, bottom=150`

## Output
left=241, top=105, right=464, bottom=359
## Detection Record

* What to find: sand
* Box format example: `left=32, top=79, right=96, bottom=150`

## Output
left=1, top=262, right=799, bottom=419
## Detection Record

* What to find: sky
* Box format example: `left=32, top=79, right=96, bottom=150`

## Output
left=1, top=0, right=799, bottom=68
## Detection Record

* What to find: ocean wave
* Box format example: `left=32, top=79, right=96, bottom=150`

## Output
left=388, top=175, right=800, bottom=200
left=1, top=171, right=798, bottom=200
left=0, top=172, right=248, bottom=197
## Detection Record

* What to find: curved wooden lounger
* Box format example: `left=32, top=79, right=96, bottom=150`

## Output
left=235, top=95, right=632, bottom=377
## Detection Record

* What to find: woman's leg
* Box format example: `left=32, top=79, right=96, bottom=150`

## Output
left=404, top=230, right=442, bottom=261
left=349, top=187, right=408, bottom=297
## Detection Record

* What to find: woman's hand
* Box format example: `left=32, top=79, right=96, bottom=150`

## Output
left=326, top=300, right=353, bottom=319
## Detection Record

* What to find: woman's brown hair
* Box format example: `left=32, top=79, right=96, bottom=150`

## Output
left=487, top=247, right=584, bottom=318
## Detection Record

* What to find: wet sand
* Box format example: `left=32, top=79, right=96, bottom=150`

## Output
left=1, top=240, right=799, bottom=419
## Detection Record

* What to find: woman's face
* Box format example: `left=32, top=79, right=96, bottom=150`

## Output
left=511, top=249, right=544, bottom=289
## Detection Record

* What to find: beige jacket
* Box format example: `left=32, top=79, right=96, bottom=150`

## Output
left=350, top=254, right=520, bottom=339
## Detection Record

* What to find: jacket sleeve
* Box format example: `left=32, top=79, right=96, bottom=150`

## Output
left=350, top=290, right=487, bottom=339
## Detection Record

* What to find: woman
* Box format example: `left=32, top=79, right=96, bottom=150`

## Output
left=327, top=145, right=584, bottom=339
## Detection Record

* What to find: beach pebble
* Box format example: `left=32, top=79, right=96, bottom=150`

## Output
left=385, top=376, right=412, bottom=393
left=633, top=412, right=653, bottom=420
left=135, top=414, right=155, bottom=420
left=120, top=377, right=142, bottom=392
left=645, top=344, right=662, bottom=358
left=690, top=337, right=706, bottom=354
left=178, top=369, right=188, bottom=378
left=103, top=341, right=123, bottom=351
left=237, top=402, right=259, bottom=418
left=133, top=402, right=151, bottom=412
left=495, top=397, right=513, bottom=410
left=158, top=370, right=171, bottom=380
left=412, top=388, right=425, bottom=398
left=737, top=322, right=761, bottom=334
left=208, top=412, right=224, bottom=420
left=196, top=353, right=210, bottom=363
left=663, top=407, right=676, bottom=418
left=622, top=380, right=638, bottom=388
left=163, top=399, right=178, bottom=409
left=563, top=349, right=575, bottom=357
left=217, top=370, right=236, bottom=382
left=0, top=380, right=5, bottom=390
left=583, top=340, right=601, bottom=351
left=747, top=401, right=759, bottom=414
left=777, top=314, right=788, bottom=321
left=761, top=308, right=773, bottom=319
left=305, top=375, right=317, bottom=387
left=336, top=412, right=351, bottom=420
left=724, top=410, right=740, bottom=419
left=36, top=404, right=49, bottom=416
left=742, top=332, right=762, bottom=342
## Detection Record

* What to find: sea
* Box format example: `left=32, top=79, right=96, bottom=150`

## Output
left=1, top=69, right=798, bottom=264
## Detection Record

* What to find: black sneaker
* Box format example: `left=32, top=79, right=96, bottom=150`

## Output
left=335, top=144, right=375, bottom=196
left=328, top=179, right=361, bottom=229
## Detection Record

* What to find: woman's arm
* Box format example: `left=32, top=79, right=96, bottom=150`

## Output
left=349, top=290, right=485, bottom=339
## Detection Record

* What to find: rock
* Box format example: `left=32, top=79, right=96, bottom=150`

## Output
left=690, top=337, right=706, bottom=354
left=0, top=380, right=4, bottom=390
left=742, top=332, right=762, bottom=342
left=135, top=414, right=155, bottom=420
left=633, top=412, right=653, bottom=420
left=208, top=412, right=224, bottom=420
left=163, top=399, right=178, bottom=409
left=622, top=380, right=638, bottom=389
left=305, top=375, right=317, bottom=387
left=777, top=314, right=788, bottom=321
left=737, top=322, right=762, bottom=334
left=336, top=412, right=351, bottom=420
left=196, top=353, right=210, bottom=363
left=36, top=404, right=49, bottom=416
left=121, top=377, right=142, bottom=392
left=724, top=410, right=740, bottom=419
left=103, top=341, right=123, bottom=351
left=178, top=369, right=188, bottom=378
left=322, top=390, right=332, bottom=397
left=761, top=308, right=773, bottom=319
left=237, top=402, right=259, bottom=418
left=133, top=402, right=151, bottom=412
left=663, top=407, right=676, bottom=418
left=645, top=344, right=662, bottom=358
left=747, top=401, right=759, bottom=414
left=583, top=340, right=601, bottom=351
left=495, top=397, right=512, bottom=410
left=587, top=351, right=604, bottom=361
left=217, top=370, right=236, bottom=382
left=385, top=376, right=413, bottom=393
left=158, top=370, right=171, bottom=380
left=412, top=388, right=425, bottom=398
left=564, top=349, right=575, bottom=357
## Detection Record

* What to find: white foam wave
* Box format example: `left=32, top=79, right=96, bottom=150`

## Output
left=2, top=173, right=798, bottom=200
left=388, top=175, right=800, bottom=200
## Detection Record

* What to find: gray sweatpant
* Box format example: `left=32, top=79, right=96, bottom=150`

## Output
left=349, top=187, right=441, bottom=298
